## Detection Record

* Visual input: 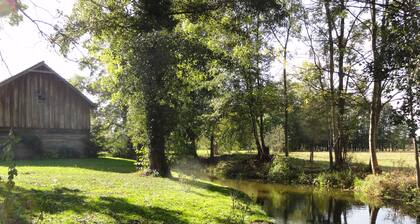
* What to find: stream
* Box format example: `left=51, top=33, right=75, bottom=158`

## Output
left=209, top=178, right=418, bottom=224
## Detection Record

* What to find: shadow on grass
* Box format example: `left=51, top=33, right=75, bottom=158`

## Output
left=0, top=157, right=137, bottom=173
left=0, top=185, right=187, bottom=224
left=171, top=177, right=233, bottom=197
left=171, top=177, right=267, bottom=217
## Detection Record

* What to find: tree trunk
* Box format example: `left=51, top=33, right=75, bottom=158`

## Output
left=310, top=145, right=314, bottom=163
left=210, top=133, right=215, bottom=159
left=252, top=117, right=264, bottom=160
left=283, top=18, right=291, bottom=158
left=413, top=136, right=419, bottom=188
left=250, top=109, right=263, bottom=158
left=186, top=127, right=198, bottom=158
left=325, top=0, right=336, bottom=170
left=146, top=102, right=170, bottom=177
left=369, top=80, right=381, bottom=175
left=254, top=15, right=269, bottom=161
left=407, top=78, right=419, bottom=188
left=148, top=125, right=170, bottom=177
left=369, top=0, right=381, bottom=175
left=369, top=206, right=380, bottom=224
left=328, top=116, right=334, bottom=169
left=335, top=0, right=346, bottom=168
left=258, top=114, right=270, bottom=161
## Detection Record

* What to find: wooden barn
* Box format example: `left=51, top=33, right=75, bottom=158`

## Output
left=0, top=61, right=95, bottom=159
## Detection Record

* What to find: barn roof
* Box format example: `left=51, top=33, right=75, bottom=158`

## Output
left=0, top=61, right=95, bottom=107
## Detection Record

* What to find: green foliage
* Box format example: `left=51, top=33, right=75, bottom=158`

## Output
left=314, top=170, right=355, bottom=189
left=207, top=155, right=270, bottom=179
left=52, top=0, right=418, bottom=178
left=0, top=130, right=24, bottom=222
left=355, top=171, right=420, bottom=207
left=264, top=126, right=285, bottom=153
left=0, top=130, right=19, bottom=161
left=1, top=130, right=19, bottom=190
left=84, top=136, right=99, bottom=158
left=268, top=155, right=301, bottom=183
left=135, top=145, right=149, bottom=170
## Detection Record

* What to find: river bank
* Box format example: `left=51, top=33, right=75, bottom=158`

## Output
left=207, top=177, right=419, bottom=223
left=178, top=151, right=420, bottom=218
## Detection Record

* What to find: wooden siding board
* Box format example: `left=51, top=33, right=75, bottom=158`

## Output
left=0, top=70, right=90, bottom=130
left=25, top=76, right=31, bottom=128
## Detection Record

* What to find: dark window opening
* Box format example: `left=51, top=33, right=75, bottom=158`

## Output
left=37, top=90, right=46, bottom=103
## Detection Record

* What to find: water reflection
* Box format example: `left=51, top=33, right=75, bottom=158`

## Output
left=209, top=178, right=417, bottom=224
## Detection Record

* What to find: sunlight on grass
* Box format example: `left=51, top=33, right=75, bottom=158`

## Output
left=290, top=151, right=415, bottom=169
left=0, top=157, right=268, bottom=223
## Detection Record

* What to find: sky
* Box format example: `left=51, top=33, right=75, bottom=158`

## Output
left=0, top=0, right=87, bottom=82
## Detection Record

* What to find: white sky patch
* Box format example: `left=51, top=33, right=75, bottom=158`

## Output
left=0, top=0, right=88, bottom=82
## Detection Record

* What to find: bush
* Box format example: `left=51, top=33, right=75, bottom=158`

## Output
left=354, top=171, right=419, bottom=205
left=297, top=172, right=315, bottom=185
left=268, top=155, right=301, bottom=183
left=314, top=170, right=355, bottom=189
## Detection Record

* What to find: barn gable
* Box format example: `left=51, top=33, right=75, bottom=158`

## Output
left=0, top=61, right=94, bottom=107
left=0, top=61, right=94, bottom=130
left=0, top=62, right=95, bottom=159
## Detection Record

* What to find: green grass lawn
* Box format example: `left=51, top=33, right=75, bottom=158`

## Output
left=0, top=157, right=268, bottom=224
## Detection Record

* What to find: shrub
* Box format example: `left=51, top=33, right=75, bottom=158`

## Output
left=268, top=155, right=301, bottom=183
left=354, top=171, right=419, bottom=205
left=314, top=169, right=355, bottom=189
left=297, top=172, right=315, bottom=185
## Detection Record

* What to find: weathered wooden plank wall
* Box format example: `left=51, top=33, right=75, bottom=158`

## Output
left=0, top=71, right=91, bottom=130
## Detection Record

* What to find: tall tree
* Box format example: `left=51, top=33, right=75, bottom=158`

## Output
left=54, top=0, right=184, bottom=176
left=303, top=0, right=367, bottom=168
left=367, top=0, right=399, bottom=174
left=385, top=0, right=419, bottom=186
left=271, top=1, right=301, bottom=157
left=369, top=0, right=383, bottom=174
left=324, top=0, right=338, bottom=168
left=54, top=0, right=287, bottom=174
left=179, top=0, right=286, bottom=161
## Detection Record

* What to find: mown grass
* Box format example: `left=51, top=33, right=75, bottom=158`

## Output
left=0, top=157, right=269, bottom=224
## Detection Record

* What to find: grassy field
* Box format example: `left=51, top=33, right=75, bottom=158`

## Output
left=290, top=151, right=416, bottom=169
left=199, top=149, right=417, bottom=169
left=0, top=157, right=268, bottom=224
